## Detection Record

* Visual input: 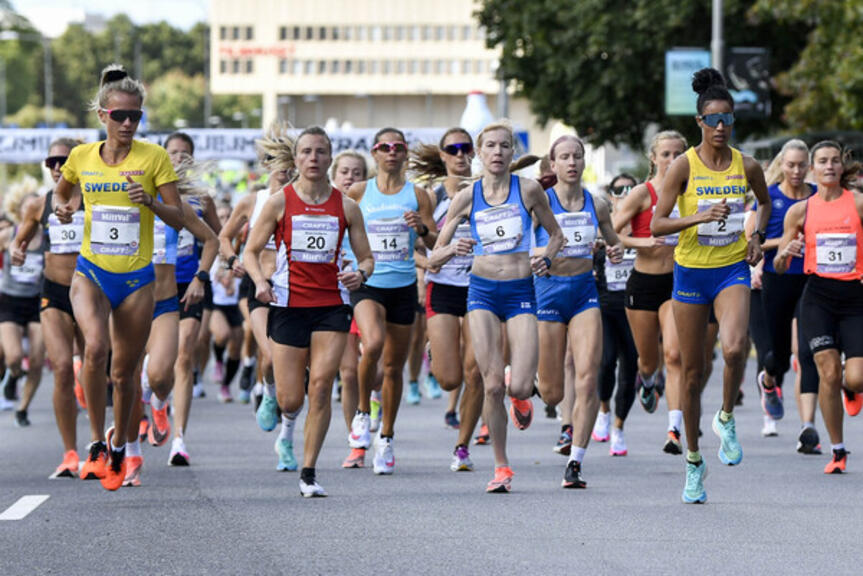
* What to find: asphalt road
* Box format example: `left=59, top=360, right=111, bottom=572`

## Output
left=1, top=355, right=861, bottom=575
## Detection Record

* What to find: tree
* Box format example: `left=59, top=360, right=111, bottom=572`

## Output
left=476, top=0, right=809, bottom=149
left=751, top=1, right=863, bottom=132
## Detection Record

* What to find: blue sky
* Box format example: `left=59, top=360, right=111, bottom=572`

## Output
left=13, top=0, right=208, bottom=36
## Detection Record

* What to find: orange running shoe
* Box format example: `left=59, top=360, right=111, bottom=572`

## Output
left=509, top=397, right=534, bottom=430
left=138, top=415, right=150, bottom=443
left=123, top=455, right=143, bottom=487
left=474, top=424, right=490, bottom=445
left=102, top=447, right=127, bottom=491
left=842, top=388, right=862, bottom=417
left=486, top=466, right=513, bottom=493
left=342, top=448, right=366, bottom=469
left=79, top=441, right=107, bottom=480
left=51, top=449, right=80, bottom=479
left=148, top=404, right=171, bottom=447
left=824, top=449, right=848, bottom=474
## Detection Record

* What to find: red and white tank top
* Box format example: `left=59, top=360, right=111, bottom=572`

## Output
left=272, top=184, right=347, bottom=307
left=630, top=181, right=679, bottom=245
left=803, top=189, right=863, bottom=281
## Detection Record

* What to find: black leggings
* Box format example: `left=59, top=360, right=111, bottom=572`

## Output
left=761, top=271, right=818, bottom=394
left=749, top=289, right=770, bottom=373
left=597, top=305, right=638, bottom=422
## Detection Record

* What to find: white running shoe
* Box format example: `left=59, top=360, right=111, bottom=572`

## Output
left=192, top=382, right=206, bottom=399
left=348, top=412, right=371, bottom=449
left=761, top=415, right=778, bottom=437
left=299, top=478, right=327, bottom=498
left=169, top=437, right=190, bottom=466
left=373, top=435, right=395, bottom=475
left=610, top=427, right=628, bottom=456
left=592, top=410, right=610, bottom=442
left=0, top=397, right=14, bottom=412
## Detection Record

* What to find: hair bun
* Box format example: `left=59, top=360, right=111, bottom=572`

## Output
left=101, top=64, right=128, bottom=87
left=691, top=67, right=725, bottom=95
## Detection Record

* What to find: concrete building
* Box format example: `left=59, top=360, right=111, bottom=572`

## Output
left=209, top=0, right=553, bottom=153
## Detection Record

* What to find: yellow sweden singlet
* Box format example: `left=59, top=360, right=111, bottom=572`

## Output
left=675, top=146, right=748, bottom=268
left=61, top=140, right=178, bottom=273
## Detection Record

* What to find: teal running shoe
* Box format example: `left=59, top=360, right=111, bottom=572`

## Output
left=681, top=459, right=708, bottom=504
left=406, top=381, right=421, bottom=405
left=712, top=410, right=743, bottom=465
left=275, top=438, right=297, bottom=471
left=256, top=394, right=279, bottom=432
left=425, top=374, right=442, bottom=399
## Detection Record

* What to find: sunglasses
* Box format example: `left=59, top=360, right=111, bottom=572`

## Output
left=372, top=141, right=407, bottom=154
left=100, top=108, right=144, bottom=123
left=442, top=142, right=474, bottom=156
left=44, top=155, right=68, bottom=170
left=610, top=185, right=632, bottom=197
left=698, top=112, right=735, bottom=128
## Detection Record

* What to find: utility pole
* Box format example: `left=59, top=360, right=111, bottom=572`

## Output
left=711, top=0, right=724, bottom=72
left=43, top=35, right=53, bottom=125
left=203, top=24, right=212, bottom=128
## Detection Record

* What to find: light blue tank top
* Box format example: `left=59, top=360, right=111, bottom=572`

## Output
left=360, top=178, right=418, bottom=288
left=176, top=196, right=203, bottom=282
left=469, top=175, right=532, bottom=256
left=535, top=187, right=598, bottom=260
left=153, top=195, right=179, bottom=266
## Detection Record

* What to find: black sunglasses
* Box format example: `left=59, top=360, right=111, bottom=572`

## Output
left=44, top=155, right=68, bottom=170
left=100, top=108, right=144, bottom=123
left=443, top=142, right=473, bottom=156
left=610, top=185, right=632, bottom=197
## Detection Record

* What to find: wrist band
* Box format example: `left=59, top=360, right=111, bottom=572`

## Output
left=542, top=256, right=552, bottom=270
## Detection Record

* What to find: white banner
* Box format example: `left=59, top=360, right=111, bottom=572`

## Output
left=0, top=129, right=100, bottom=164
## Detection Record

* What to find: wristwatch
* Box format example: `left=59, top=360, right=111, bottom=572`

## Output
left=418, top=224, right=430, bottom=237
left=753, top=230, right=766, bottom=244
left=359, top=268, right=370, bottom=283
left=195, top=270, right=210, bottom=283
left=224, top=255, right=237, bottom=270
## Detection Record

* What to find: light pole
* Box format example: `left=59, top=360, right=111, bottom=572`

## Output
left=711, top=0, right=724, bottom=72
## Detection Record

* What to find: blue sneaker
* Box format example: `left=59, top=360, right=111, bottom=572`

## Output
left=237, top=388, right=251, bottom=404
left=636, top=373, right=658, bottom=414
left=425, top=375, right=442, bottom=399
left=757, top=370, right=784, bottom=420
left=406, top=381, right=421, bottom=405
left=681, top=459, right=708, bottom=504
left=275, top=438, right=297, bottom=471
left=256, top=394, right=279, bottom=432
left=712, top=410, right=742, bottom=465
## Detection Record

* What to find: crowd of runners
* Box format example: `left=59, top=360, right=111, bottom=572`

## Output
left=3, top=64, right=862, bottom=502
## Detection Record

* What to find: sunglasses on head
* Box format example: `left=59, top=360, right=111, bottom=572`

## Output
left=698, top=112, right=735, bottom=128
left=44, top=155, right=68, bottom=170
left=610, top=185, right=632, bottom=197
left=372, top=141, right=407, bottom=154
left=100, top=108, right=144, bottom=123
left=442, top=142, right=473, bottom=156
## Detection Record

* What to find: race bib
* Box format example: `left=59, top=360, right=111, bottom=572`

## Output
left=557, top=212, right=595, bottom=258
left=10, top=252, right=43, bottom=285
left=696, top=199, right=745, bottom=246
left=48, top=212, right=84, bottom=254
left=291, top=215, right=340, bottom=263
left=152, top=219, right=168, bottom=263
left=444, top=223, right=474, bottom=271
left=664, top=205, right=681, bottom=246
left=177, top=228, right=195, bottom=257
left=368, top=218, right=410, bottom=262
left=604, top=249, right=636, bottom=291
left=816, top=233, right=857, bottom=274
left=475, top=204, right=522, bottom=254
left=90, top=206, right=141, bottom=256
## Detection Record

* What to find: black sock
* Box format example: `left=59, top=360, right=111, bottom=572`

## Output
left=300, top=467, right=315, bottom=484
left=213, top=344, right=226, bottom=363
left=381, top=434, right=393, bottom=440
left=193, top=369, right=200, bottom=385
left=223, top=358, right=240, bottom=387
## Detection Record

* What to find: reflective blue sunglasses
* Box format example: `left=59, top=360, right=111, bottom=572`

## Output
left=698, top=112, right=735, bottom=128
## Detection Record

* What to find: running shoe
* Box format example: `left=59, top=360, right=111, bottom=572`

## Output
left=50, top=450, right=80, bottom=479
left=663, top=429, right=683, bottom=455
left=554, top=425, right=573, bottom=456
left=681, top=459, right=707, bottom=504
left=342, top=448, right=365, bottom=469
left=406, top=381, right=421, bottom=405
left=486, top=466, right=513, bottom=493
left=761, top=415, right=778, bottom=437
left=169, top=437, right=190, bottom=466
left=138, top=415, right=150, bottom=443
left=299, top=477, right=327, bottom=498
left=237, top=388, right=251, bottom=404
left=474, top=424, right=490, bottom=446
left=425, top=374, right=442, bottom=399
left=218, top=385, right=233, bottom=403
left=824, top=448, right=848, bottom=474
left=0, top=397, right=14, bottom=411
left=610, top=428, right=627, bottom=456
left=757, top=370, right=784, bottom=420
left=545, top=403, right=557, bottom=419
left=450, top=445, right=474, bottom=472
left=148, top=404, right=171, bottom=447
left=14, top=409, right=30, bottom=427
left=213, top=360, right=224, bottom=383
left=370, top=392, right=382, bottom=432
left=3, top=373, right=17, bottom=401
left=252, top=383, right=263, bottom=412
left=348, top=412, right=371, bottom=449
left=275, top=438, right=298, bottom=471
left=123, top=456, right=143, bottom=487
left=444, top=411, right=460, bottom=429
left=636, top=373, right=658, bottom=414
left=509, top=397, right=534, bottom=430
left=655, top=370, right=666, bottom=398
left=796, top=426, right=822, bottom=455
left=80, top=441, right=107, bottom=480
left=101, top=433, right=126, bottom=492
left=712, top=411, right=742, bottom=466
left=373, top=435, right=395, bottom=475
left=592, top=411, right=610, bottom=442
left=192, top=382, right=206, bottom=399
left=256, top=393, right=279, bottom=432
left=842, top=387, right=862, bottom=417
left=561, top=460, right=587, bottom=489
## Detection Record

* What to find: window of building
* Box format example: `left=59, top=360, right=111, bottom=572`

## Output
left=383, top=60, right=391, bottom=75
left=447, top=26, right=456, bottom=41
left=372, top=26, right=382, bottom=42
left=450, top=60, right=459, bottom=75
left=305, top=60, right=314, bottom=75
left=343, top=26, right=352, bottom=41
left=435, top=60, right=445, bottom=74
left=421, top=60, right=430, bottom=74
left=395, top=26, right=404, bottom=41
left=357, top=26, right=366, bottom=41
left=246, top=60, right=254, bottom=73
left=408, top=60, right=418, bottom=75
left=358, top=60, right=366, bottom=74
left=474, top=60, right=483, bottom=74
left=331, top=60, right=340, bottom=74
left=306, top=26, right=314, bottom=40
left=332, top=27, right=339, bottom=41
left=232, top=59, right=240, bottom=73
left=462, top=26, right=472, bottom=41
left=319, top=60, right=327, bottom=74
left=396, top=61, right=405, bottom=74
left=345, top=60, right=353, bottom=74
left=294, top=60, right=303, bottom=75
left=231, top=26, right=240, bottom=40
left=293, top=26, right=301, bottom=40
left=220, top=59, right=227, bottom=73
left=220, top=26, right=227, bottom=40
left=319, top=27, right=327, bottom=40
left=435, top=26, right=444, bottom=41
left=410, top=26, right=420, bottom=41
left=370, top=60, right=378, bottom=74
left=245, top=26, right=254, bottom=40
left=383, top=26, right=391, bottom=41
left=462, top=60, right=471, bottom=74
left=422, top=26, right=431, bottom=41
left=279, top=59, right=288, bottom=74
left=279, top=26, right=287, bottom=41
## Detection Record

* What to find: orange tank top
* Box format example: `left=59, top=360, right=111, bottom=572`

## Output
left=803, top=189, right=863, bottom=280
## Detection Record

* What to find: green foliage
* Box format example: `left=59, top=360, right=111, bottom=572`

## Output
left=4, top=103, right=76, bottom=127
left=477, top=0, right=809, bottom=149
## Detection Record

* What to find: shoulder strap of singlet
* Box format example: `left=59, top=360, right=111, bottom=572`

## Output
left=40, top=190, right=53, bottom=227
left=645, top=181, right=657, bottom=205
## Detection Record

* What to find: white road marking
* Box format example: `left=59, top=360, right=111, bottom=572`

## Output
left=0, top=495, right=50, bottom=521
